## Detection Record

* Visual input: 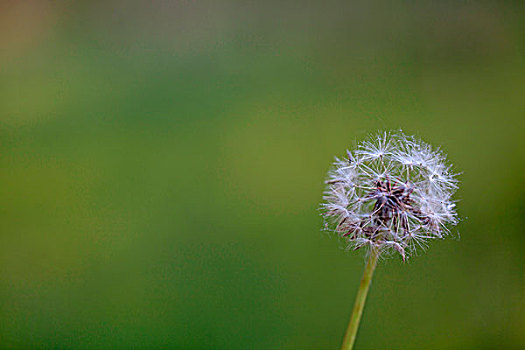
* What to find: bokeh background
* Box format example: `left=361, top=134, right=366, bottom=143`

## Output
left=1, top=1, right=524, bottom=349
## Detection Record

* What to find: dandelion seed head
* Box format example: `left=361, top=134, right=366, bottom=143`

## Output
left=321, top=131, right=459, bottom=260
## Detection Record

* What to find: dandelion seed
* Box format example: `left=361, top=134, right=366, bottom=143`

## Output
left=321, top=131, right=459, bottom=261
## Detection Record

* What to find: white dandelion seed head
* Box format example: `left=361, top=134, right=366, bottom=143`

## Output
left=321, top=131, right=459, bottom=261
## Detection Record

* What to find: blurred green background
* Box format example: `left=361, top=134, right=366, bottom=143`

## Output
left=1, top=1, right=524, bottom=349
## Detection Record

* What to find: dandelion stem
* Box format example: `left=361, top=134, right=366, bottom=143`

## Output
left=340, top=247, right=379, bottom=350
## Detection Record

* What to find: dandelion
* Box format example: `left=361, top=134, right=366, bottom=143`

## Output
left=321, top=131, right=459, bottom=350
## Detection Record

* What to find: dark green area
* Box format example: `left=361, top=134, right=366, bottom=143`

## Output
left=1, top=1, right=524, bottom=349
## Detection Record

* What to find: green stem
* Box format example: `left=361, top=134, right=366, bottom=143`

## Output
left=340, top=247, right=379, bottom=350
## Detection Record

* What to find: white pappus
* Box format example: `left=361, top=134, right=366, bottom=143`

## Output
left=321, top=131, right=459, bottom=260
